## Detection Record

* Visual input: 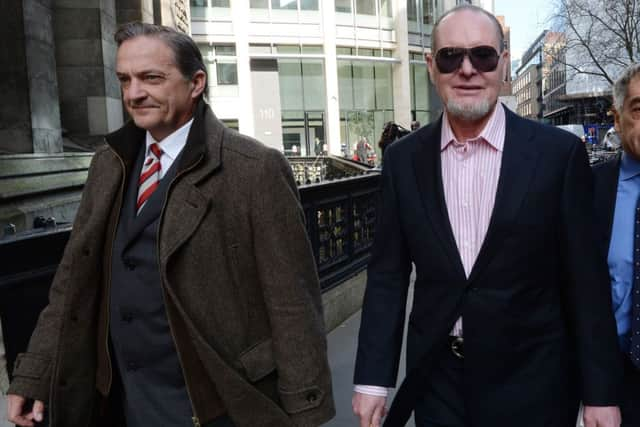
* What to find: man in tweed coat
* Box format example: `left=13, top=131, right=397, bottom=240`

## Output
left=7, top=22, right=334, bottom=427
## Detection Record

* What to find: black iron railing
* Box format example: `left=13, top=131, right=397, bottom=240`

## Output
left=300, top=173, right=380, bottom=291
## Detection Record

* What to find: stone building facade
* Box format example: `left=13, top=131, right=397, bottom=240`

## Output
left=0, top=0, right=188, bottom=234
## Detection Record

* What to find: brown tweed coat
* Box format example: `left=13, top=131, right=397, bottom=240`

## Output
left=8, top=101, right=335, bottom=427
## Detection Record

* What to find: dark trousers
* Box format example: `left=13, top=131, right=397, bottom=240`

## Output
left=414, top=343, right=465, bottom=427
left=621, top=356, right=640, bottom=427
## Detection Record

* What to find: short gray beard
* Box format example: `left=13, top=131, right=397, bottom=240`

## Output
left=446, top=98, right=492, bottom=121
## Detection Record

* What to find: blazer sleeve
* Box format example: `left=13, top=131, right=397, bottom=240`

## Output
left=560, top=140, right=623, bottom=405
left=353, top=148, right=412, bottom=387
left=250, top=149, right=335, bottom=426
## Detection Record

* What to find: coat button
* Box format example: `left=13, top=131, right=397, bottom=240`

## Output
left=70, top=314, right=79, bottom=323
left=306, top=392, right=318, bottom=403
left=123, top=258, right=136, bottom=271
left=82, top=247, right=90, bottom=256
left=121, top=312, right=133, bottom=323
left=127, top=361, right=139, bottom=372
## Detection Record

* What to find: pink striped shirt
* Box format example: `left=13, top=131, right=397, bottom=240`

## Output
left=355, top=104, right=506, bottom=398
left=443, top=103, right=506, bottom=336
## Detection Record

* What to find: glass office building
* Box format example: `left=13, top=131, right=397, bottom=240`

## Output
left=189, top=0, right=491, bottom=161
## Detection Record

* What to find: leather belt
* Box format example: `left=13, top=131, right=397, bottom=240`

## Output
left=448, top=336, right=464, bottom=359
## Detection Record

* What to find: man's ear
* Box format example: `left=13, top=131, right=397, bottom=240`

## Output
left=426, top=53, right=435, bottom=83
left=613, top=107, right=621, bottom=133
left=190, top=70, right=207, bottom=99
left=501, top=50, right=510, bottom=82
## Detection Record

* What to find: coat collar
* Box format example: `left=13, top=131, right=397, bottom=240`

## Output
left=105, top=99, right=224, bottom=183
left=412, top=106, right=540, bottom=283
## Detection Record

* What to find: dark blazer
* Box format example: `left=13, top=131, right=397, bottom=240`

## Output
left=9, top=101, right=335, bottom=427
left=354, top=108, right=623, bottom=426
left=592, top=155, right=622, bottom=261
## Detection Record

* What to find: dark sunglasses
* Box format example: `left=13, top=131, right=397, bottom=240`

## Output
left=434, top=46, right=501, bottom=74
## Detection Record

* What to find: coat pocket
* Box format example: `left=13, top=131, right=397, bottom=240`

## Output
left=13, top=353, right=50, bottom=379
left=238, top=338, right=276, bottom=382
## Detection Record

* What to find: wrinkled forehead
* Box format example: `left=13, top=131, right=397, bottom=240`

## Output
left=434, top=10, right=501, bottom=51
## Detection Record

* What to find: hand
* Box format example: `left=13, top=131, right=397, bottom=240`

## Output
left=352, top=392, right=387, bottom=427
left=7, top=394, right=45, bottom=427
left=583, top=405, right=621, bottom=427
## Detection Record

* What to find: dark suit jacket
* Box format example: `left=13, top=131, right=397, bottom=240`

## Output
left=592, top=154, right=622, bottom=264
left=354, top=108, right=623, bottom=426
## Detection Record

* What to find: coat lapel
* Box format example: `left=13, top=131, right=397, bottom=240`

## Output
left=412, top=118, right=466, bottom=280
left=158, top=183, right=210, bottom=261
left=468, top=110, right=540, bottom=284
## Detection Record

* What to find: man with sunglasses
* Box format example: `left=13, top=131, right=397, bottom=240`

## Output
left=352, top=5, right=623, bottom=427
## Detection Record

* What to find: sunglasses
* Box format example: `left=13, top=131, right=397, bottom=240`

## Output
left=434, top=46, right=501, bottom=74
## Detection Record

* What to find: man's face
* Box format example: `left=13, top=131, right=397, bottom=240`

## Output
left=426, top=10, right=508, bottom=122
left=614, top=75, right=640, bottom=160
left=116, top=36, right=205, bottom=141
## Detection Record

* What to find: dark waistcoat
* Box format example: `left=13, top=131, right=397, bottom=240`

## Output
left=109, top=145, right=193, bottom=427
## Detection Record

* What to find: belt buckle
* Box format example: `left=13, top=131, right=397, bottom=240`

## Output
left=450, top=336, right=464, bottom=359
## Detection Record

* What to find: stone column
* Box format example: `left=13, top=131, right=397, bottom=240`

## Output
left=392, top=0, right=412, bottom=128
left=0, top=0, right=63, bottom=154
left=53, top=0, right=123, bottom=146
left=322, top=0, right=342, bottom=156
left=230, top=0, right=255, bottom=137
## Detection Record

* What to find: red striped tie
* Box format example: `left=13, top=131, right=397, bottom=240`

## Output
left=136, top=143, right=163, bottom=214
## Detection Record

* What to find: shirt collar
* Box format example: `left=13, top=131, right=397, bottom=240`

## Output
left=620, top=150, right=640, bottom=181
left=144, top=118, right=194, bottom=161
left=441, top=103, right=506, bottom=152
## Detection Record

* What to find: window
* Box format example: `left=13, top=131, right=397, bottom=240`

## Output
left=336, top=0, right=351, bottom=12
left=199, top=44, right=238, bottom=86
left=355, top=0, right=375, bottom=15
left=191, top=0, right=229, bottom=6
left=407, top=0, right=417, bottom=21
left=273, top=0, right=297, bottom=10
left=216, top=62, right=237, bottom=85
left=422, top=0, right=433, bottom=24
left=300, top=0, right=319, bottom=10
left=250, top=0, right=268, bottom=8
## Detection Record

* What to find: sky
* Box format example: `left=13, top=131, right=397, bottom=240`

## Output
left=494, top=0, right=556, bottom=61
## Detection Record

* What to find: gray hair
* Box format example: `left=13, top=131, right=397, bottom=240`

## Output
left=114, top=22, right=208, bottom=99
left=431, top=5, right=505, bottom=53
left=613, top=63, right=640, bottom=111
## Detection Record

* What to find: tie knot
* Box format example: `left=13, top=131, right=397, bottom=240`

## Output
left=150, top=143, right=163, bottom=159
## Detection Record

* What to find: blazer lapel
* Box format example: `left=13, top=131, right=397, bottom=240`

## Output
left=412, top=118, right=466, bottom=280
left=468, top=110, right=540, bottom=284
left=594, top=154, right=622, bottom=257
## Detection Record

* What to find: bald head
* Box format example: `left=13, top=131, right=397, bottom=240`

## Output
left=431, top=5, right=504, bottom=53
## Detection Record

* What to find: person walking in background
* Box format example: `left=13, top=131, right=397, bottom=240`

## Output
left=352, top=5, right=622, bottom=427
left=378, top=122, right=409, bottom=164
left=7, top=22, right=334, bottom=427
left=593, top=63, right=640, bottom=427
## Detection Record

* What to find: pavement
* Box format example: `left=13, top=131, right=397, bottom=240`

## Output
left=324, top=309, right=415, bottom=427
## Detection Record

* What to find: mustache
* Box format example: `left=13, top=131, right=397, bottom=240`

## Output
left=128, top=101, right=158, bottom=108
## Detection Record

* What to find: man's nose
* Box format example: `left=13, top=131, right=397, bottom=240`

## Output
left=125, top=79, right=147, bottom=101
left=459, top=55, right=476, bottom=76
